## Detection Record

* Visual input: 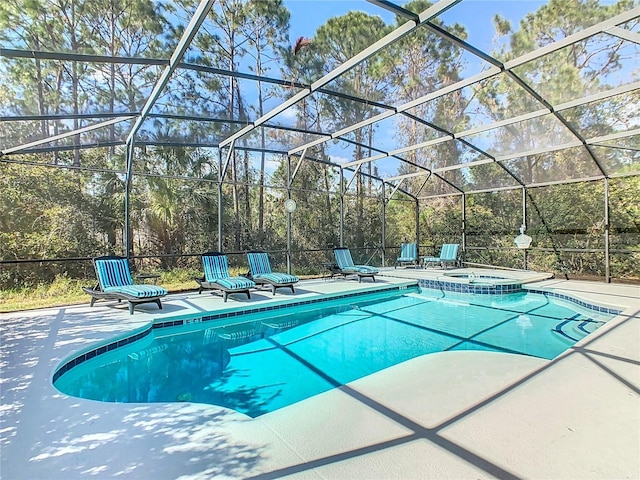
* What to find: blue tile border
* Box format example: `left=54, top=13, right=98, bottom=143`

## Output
left=154, top=284, right=413, bottom=329
left=52, top=328, right=152, bottom=383
left=418, top=279, right=623, bottom=315
left=53, top=281, right=623, bottom=384
left=418, top=279, right=524, bottom=295
left=53, top=284, right=412, bottom=383
left=525, top=288, right=623, bottom=315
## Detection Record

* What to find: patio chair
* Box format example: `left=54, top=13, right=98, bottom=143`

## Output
left=395, top=242, right=418, bottom=268
left=246, top=251, right=299, bottom=295
left=195, top=252, right=255, bottom=302
left=83, top=255, right=167, bottom=314
left=421, top=243, right=459, bottom=269
left=333, top=247, right=379, bottom=283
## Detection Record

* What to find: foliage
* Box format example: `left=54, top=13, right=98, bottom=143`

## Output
left=0, top=0, right=638, bottom=302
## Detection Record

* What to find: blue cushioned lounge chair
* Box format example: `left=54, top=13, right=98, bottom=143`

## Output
left=83, top=255, right=167, bottom=314
left=195, top=252, right=255, bottom=302
left=421, top=243, right=459, bottom=269
left=246, top=251, right=299, bottom=295
left=333, top=247, right=379, bottom=283
left=395, top=242, right=418, bottom=268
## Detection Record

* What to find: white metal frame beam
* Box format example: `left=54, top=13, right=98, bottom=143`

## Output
left=381, top=124, right=639, bottom=180
left=289, top=147, right=308, bottom=186
left=219, top=0, right=462, bottom=149
left=344, top=82, right=640, bottom=173
left=1, top=116, right=134, bottom=156
left=504, top=8, right=640, bottom=71
left=125, top=0, right=216, bottom=145
left=287, top=7, right=639, bottom=170
left=341, top=79, right=640, bottom=172
left=606, top=26, right=640, bottom=44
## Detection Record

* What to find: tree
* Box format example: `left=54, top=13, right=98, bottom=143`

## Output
left=289, top=11, right=393, bottom=248
left=0, top=160, right=106, bottom=287
left=479, top=0, right=638, bottom=184
left=390, top=0, right=468, bottom=192
left=242, top=0, right=290, bottom=240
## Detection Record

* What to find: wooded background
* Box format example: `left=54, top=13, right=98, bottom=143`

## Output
left=1, top=0, right=638, bottom=288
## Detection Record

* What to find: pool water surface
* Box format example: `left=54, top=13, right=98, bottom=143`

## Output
left=54, top=288, right=616, bottom=417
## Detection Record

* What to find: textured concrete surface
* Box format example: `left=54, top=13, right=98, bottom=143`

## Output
left=1, top=270, right=638, bottom=479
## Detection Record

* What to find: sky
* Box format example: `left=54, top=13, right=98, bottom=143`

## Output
left=285, top=0, right=549, bottom=55
left=280, top=0, right=551, bottom=171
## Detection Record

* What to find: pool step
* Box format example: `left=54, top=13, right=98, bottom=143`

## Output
left=553, top=314, right=603, bottom=342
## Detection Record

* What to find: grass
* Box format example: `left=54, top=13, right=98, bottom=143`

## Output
left=0, top=268, right=322, bottom=313
left=0, top=270, right=199, bottom=313
left=0, top=278, right=91, bottom=312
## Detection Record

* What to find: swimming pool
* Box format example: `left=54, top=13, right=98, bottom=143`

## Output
left=54, top=287, right=618, bottom=417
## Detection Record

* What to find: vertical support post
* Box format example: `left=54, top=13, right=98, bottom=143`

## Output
left=522, top=187, right=528, bottom=270
left=217, top=148, right=224, bottom=251
left=286, top=155, right=292, bottom=274
left=604, top=177, right=611, bottom=283
left=339, top=167, right=344, bottom=247
left=415, top=197, right=420, bottom=256
left=381, top=183, right=386, bottom=267
left=124, top=139, right=135, bottom=260
left=521, top=187, right=527, bottom=228
left=461, top=193, right=466, bottom=267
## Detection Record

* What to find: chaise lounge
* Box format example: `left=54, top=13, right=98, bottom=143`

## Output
left=195, top=251, right=255, bottom=302
left=246, top=251, right=299, bottom=295
left=395, top=242, right=418, bottom=268
left=333, top=247, right=379, bottom=283
left=83, top=255, right=168, bottom=314
left=421, top=243, right=459, bottom=269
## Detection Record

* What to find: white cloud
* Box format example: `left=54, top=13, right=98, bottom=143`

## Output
left=329, top=155, right=350, bottom=165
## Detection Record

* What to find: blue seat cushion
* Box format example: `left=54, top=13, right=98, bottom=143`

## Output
left=253, top=273, right=299, bottom=285
left=205, top=277, right=255, bottom=291
left=343, top=265, right=378, bottom=274
left=103, top=285, right=167, bottom=298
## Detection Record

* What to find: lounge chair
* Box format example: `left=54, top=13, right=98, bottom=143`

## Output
left=333, top=247, right=379, bottom=283
left=395, top=242, right=418, bottom=268
left=421, top=243, right=459, bottom=269
left=195, top=252, right=255, bottom=302
left=83, top=255, right=167, bottom=314
left=246, top=251, right=299, bottom=295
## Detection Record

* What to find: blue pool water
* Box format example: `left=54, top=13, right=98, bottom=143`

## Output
left=54, top=288, right=616, bottom=417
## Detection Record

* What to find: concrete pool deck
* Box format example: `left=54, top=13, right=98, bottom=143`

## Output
left=1, top=268, right=638, bottom=479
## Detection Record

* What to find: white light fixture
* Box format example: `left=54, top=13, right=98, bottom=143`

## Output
left=284, top=199, right=297, bottom=213
left=514, top=225, right=532, bottom=249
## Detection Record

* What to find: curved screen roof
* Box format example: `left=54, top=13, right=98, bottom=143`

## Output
left=1, top=0, right=638, bottom=198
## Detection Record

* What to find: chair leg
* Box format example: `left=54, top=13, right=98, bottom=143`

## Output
left=289, top=285, right=295, bottom=293
left=223, top=291, right=228, bottom=302
left=156, top=298, right=163, bottom=310
left=272, top=285, right=276, bottom=295
left=90, top=297, right=96, bottom=307
left=128, top=302, right=135, bottom=315
left=246, top=290, right=251, bottom=300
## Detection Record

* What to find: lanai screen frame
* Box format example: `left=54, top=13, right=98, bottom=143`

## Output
left=1, top=0, right=638, bottom=283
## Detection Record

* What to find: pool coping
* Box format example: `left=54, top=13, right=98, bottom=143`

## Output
left=52, top=282, right=417, bottom=383
left=52, top=275, right=624, bottom=386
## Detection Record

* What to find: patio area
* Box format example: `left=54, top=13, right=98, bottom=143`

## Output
left=1, top=269, right=639, bottom=479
